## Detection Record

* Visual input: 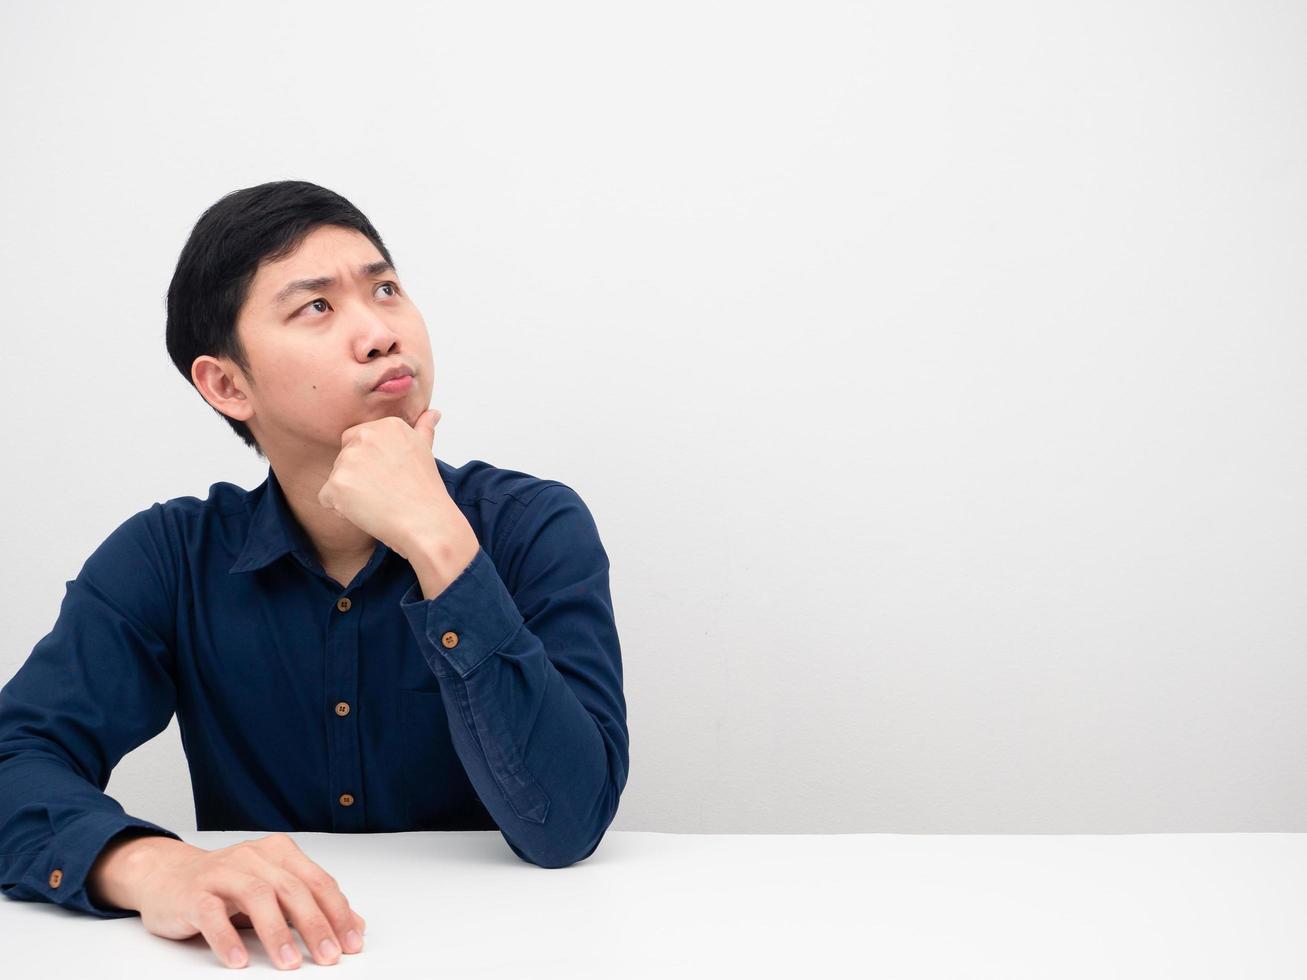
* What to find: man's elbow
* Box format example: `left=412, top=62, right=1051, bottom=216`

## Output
left=507, top=829, right=605, bottom=869
left=507, top=764, right=624, bottom=868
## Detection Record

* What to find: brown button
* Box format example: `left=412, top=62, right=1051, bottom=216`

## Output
left=338, top=793, right=355, bottom=807
left=441, top=631, right=459, bottom=648
left=336, top=597, right=352, bottom=612
left=49, top=869, right=63, bottom=888
left=334, top=701, right=351, bottom=717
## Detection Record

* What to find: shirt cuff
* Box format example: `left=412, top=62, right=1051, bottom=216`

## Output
left=29, top=814, right=183, bottom=919
left=398, top=547, right=525, bottom=679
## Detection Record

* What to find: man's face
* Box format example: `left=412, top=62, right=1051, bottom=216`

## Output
left=214, top=224, right=434, bottom=456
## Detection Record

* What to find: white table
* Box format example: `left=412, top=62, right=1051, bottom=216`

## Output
left=5, top=830, right=1304, bottom=977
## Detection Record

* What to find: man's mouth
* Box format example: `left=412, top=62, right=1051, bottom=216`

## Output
left=373, top=375, right=414, bottom=395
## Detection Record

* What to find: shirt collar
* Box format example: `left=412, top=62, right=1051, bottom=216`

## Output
left=228, top=457, right=455, bottom=576
left=228, top=465, right=327, bottom=575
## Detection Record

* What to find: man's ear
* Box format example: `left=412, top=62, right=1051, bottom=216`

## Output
left=192, top=355, right=253, bottom=423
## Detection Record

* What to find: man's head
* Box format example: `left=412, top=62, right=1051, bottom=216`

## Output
left=166, top=180, right=433, bottom=462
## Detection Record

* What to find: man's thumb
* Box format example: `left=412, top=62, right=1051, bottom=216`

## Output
left=417, top=407, right=441, bottom=442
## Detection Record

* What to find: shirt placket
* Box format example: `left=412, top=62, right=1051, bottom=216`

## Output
left=325, top=586, right=365, bottom=831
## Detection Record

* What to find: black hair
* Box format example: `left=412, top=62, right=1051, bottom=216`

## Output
left=165, top=180, right=396, bottom=457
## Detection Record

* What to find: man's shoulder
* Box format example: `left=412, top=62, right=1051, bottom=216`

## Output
left=146, top=478, right=257, bottom=524
left=438, top=456, right=570, bottom=510
left=93, top=479, right=260, bottom=567
left=75, top=480, right=249, bottom=593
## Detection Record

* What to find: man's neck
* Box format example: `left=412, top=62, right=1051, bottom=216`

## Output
left=271, top=459, right=378, bottom=570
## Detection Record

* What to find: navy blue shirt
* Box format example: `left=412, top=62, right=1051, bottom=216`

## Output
left=0, top=457, right=628, bottom=917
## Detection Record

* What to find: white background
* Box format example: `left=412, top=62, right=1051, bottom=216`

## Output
left=1, top=0, right=1303, bottom=834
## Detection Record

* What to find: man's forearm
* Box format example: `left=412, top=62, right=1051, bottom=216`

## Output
left=87, top=831, right=203, bottom=912
left=408, top=532, right=480, bottom=601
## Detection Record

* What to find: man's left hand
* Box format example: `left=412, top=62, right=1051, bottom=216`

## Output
left=317, top=409, right=477, bottom=564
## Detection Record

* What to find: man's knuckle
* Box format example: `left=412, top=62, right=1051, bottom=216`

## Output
left=195, top=893, right=226, bottom=917
left=306, top=868, right=336, bottom=890
left=275, top=871, right=308, bottom=896
left=240, top=879, right=274, bottom=901
left=194, top=870, right=228, bottom=893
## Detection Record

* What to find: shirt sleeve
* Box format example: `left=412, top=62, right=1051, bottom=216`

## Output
left=0, top=505, right=184, bottom=918
left=399, top=483, right=629, bottom=868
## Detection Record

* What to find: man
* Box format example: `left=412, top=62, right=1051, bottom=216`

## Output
left=0, top=181, right=629, bottom=970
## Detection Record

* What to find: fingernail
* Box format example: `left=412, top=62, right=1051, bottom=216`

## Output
left=279, top=943, right=299, bottom=967
left=319, top=937, right=341, bottom=960
left=344, top=929, right=363, bottom=952
left=227, top=946, right=247, bottom=968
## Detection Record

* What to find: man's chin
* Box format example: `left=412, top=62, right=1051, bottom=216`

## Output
left=366, top=405, right=421, bottom=428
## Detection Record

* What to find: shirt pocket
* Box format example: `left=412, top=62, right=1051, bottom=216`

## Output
left=399, top=689, right=495, bottom=829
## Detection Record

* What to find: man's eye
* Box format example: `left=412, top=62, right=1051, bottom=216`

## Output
left=296, top=282, right=399, bottom=317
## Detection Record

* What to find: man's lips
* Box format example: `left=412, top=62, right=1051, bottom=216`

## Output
left=372, top=363, right=415, bottom=389
left=373, top=374, right=414, bottom=395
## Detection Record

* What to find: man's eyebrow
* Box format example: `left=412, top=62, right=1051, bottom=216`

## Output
left=272, top=260, right=397, bottom=306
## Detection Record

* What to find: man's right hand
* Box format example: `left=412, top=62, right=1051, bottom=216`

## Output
left=90, top=831, right=367, bottom=969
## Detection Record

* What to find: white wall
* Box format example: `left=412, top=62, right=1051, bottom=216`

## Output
left=1, top=0, right=1303, bottom=834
